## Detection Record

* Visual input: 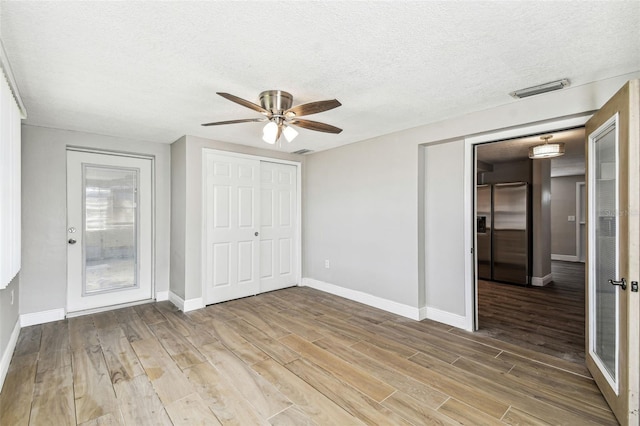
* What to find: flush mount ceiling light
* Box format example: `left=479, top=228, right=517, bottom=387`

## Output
left=202, top=90, right=342, bottom=145
left=529, top=135, right=565, bottom=159
left=510, top=79, right=570, bottom=99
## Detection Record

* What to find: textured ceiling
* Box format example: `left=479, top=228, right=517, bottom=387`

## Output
left=476, top=128, right=586, bottom=177
left=1, top=1, right=639, bottom=153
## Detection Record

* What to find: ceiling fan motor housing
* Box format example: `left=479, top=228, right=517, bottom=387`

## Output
left=260, top=90, right=293, bottom=113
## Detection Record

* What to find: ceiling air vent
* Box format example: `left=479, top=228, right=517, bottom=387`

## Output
left=509, top=79, right=570, bottom=99
left=291, top=149, right=314, bottom=155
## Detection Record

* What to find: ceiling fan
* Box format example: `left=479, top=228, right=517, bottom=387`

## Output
left=202, top=90, right=342, bottom=144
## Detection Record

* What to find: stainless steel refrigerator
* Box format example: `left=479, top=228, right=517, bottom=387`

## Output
left=476, top=185, right=492, bottom=280
left=476, top=182, right=530, bottom=285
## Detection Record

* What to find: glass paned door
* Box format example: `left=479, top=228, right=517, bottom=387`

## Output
left=67, top=150, right=153, bottom=314
left=589, top=120, right=618, bottom=387
left=585, top=79, right=640, bottom=425
left=84, top=165, right=138, bottom=294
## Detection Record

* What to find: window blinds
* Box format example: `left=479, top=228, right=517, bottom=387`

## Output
left=0, top=67, right=22, bottom=289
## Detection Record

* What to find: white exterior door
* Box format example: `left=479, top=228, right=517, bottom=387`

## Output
left=585, top=79, right=639, bottom=425
left=260, top=162, right=298, bottom=293
left=203, top=151, right=299, bottom=305
left=67, top=150, right=153, bottom=314
left=204, top=153, right=261, bottom=304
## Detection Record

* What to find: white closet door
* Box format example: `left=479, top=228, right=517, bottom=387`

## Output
left=204, top=153, right=261, bottom=304
left=259, top=161, right=298, bottom=293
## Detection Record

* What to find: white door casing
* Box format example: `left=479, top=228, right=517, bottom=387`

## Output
left=465, top=114, right=593, bottom=332
left=67, top=150, right=153, bottom=314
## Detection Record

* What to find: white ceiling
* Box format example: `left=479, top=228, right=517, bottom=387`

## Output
left=1, top=1, right=639, bottom=153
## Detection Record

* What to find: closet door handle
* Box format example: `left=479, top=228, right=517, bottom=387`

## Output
left=254, top=232, right=259, bottom=237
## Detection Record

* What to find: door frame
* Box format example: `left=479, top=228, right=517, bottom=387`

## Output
left=576, top=181, right=586, bottom=263
left=200, top=148, right=302, bottom=305
left=464, top=113, right=594, bottom=330
left=66, top=146, right=157, bottom=317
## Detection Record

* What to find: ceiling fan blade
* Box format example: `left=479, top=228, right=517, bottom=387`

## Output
left=289, top=119, right=342, bottom=134
left=201, top=118, right=266, bottom=126
left=216, top=92, right=269, bottom=115
left=285, top=99, right=341, bottom=117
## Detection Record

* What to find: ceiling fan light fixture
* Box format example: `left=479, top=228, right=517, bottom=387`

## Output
left=529, top=135, right=565, bottom=159
left=204, top=90, right=342, bottom=145
left=283, top=125, right=298, bottom=143
left=262, top=121, right=278, bottom=144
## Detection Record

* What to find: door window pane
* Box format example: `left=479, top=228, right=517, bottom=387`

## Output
left=83, top=165, right=138, bottom=294
left=592, top=124, right=617, bottom=381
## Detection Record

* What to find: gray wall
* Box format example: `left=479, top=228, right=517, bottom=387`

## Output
left=551, top=175, right=585, bottom=256
left=532, top=159, right=552, bottom=279
left=0, top=274, right=19, bottom=372
left=170, top=135, right=303, bottom=302
left=304, top=134, right=420, bottom=306
left=170, top=137, right=187, bottom=299
left=302, top=72, right=638, bottom=319
left=20, top=125, right=171, bottom=315
left=424, top=140, right=466, bottom=315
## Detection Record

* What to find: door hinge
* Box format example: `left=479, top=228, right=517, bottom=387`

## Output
left=632, top=281, right=638, bottom=292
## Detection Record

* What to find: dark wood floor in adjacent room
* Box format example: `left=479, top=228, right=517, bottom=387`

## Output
left=477, top=260, right=586, bottom=365
left=1, top=268, right=615, bottom=425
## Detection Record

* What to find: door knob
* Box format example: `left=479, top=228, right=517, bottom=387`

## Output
left=68, top=238, right=77, bottom=245
left=608, top=278, right=627, bottom=290
left=255, top=232, right=259, bottom=236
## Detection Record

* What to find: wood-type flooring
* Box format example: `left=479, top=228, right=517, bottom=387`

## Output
left=1, top=280, right=615, bottom=425
left=478, top=261, right=586, bottom=365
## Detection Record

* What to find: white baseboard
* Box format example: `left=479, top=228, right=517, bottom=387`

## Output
left=420, top=306, right=470, bottom=330
left=301, top=278, right=471, bottom=329
left=301, top=278, right=421, bottom=320
left=551, top=254, right=579, bottom=262
left=168, top=291, right=204, bottom=313
left=531, top=273, right=553, bottom=287
left=20, top=308, right=66, bottom=327
left=0, top=318, right=21, bottom=392
left=156, top=291, right=169, bottom=302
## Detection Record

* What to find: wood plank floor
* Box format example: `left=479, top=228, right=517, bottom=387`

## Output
left=1, top=283, right=616, bottom=425
left=478, top=261, right=586, bottom=366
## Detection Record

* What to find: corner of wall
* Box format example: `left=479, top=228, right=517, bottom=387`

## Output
left=0, top=274, right=21, bottom=392
left=0, top=317, right=20, bottom=393
left=168, top=291, right=203, bottom=313
left=301, top=277, right=421, bottom=320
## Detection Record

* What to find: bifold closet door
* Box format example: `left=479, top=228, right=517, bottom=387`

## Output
left=204, top=152, right=298, bottom=305
left=204, top=153, right=261, bottom=304
left=260, top=161, right=298, bottom=293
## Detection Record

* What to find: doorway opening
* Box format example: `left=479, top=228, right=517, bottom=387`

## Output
left=473, top=127, right=587, bottom=367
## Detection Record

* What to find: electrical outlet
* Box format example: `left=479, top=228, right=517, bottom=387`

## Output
left=324, top=259, right=330, bottom=269
left=10, top=289, right=14, bottom=305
